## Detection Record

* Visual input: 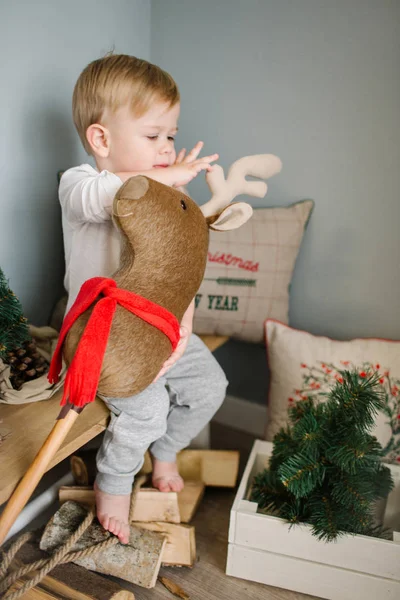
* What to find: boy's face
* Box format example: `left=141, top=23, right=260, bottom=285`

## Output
left=100, top=101, right=180, bottom=173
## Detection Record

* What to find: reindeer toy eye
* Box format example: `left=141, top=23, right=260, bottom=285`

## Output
left=180, top=199, right=187, bottom=210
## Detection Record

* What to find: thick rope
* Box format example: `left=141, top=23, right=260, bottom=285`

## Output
left=0, top=532, right=35, bottom=580
left=1, top=478, right=146, bottom=600
left=0, top=506, right=119, bottom=600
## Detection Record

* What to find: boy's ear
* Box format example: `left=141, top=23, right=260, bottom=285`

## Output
left=86, top=123, right=110, bottom=158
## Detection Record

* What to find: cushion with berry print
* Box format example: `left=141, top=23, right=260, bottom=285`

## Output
left=193, top=200, right=314, bottom=343
left=265, top=319, right=400, bottom=465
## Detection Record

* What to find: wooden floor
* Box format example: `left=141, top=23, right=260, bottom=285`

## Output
left=117, top=423, right=316, bottom=600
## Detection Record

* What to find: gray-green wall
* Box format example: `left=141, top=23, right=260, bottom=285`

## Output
left=151, top=0, right=400, bottom=341
left=0, top=0, right=150, bottom=324
left=151, top=0, right=400, bottom=403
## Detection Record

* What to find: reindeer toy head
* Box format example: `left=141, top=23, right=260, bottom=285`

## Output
left=60, top=154, right=282, bottom=400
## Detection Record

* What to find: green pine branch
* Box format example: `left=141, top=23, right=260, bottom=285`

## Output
left=251, top=370, right=394, bottom=542
left=0, top=267, right=30, bottom=359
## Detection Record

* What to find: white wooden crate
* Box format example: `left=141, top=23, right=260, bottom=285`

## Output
left=227, top=440, right=400, bottom=600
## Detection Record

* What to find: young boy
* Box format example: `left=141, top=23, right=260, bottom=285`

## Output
left=59, top=54, right=228, bottom=544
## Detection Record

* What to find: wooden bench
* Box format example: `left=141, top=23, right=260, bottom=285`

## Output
left=0, top=335, right=229, bottom=505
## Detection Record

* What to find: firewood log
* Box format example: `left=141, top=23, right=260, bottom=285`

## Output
left=13, top=541, right=135, bottom=599
left=40, top=501, right=166, bottom=589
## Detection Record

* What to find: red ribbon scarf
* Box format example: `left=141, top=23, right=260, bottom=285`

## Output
left=48, top=277, right=180, bottom=408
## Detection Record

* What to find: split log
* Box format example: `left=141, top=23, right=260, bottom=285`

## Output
left=59, top=485, right=95, bottom=507
left=132, top=488, right=180, bottom=523
left=56, top=491, right=195, bottom=566
left=176, top=450, right=239, bottom=487
left=137, top=523, right=196, bottom=567
left=59, top=486, right=181, bottom=523
left=140, top=449, right=239, bottom=486
left=70, top=448, right=240, bottom=488
left=7, top=579, right=59, bottom=600
left=70, top=451, right=97, bottom=486
left=40, top=501, right=166, bottom=589
left=13, top=541, right=135, bottom=599
left=59, top=481, right=204, bottom=524
left=159, top=576, right=190, bottom=600
left=177, top=481, right=205, bottom=523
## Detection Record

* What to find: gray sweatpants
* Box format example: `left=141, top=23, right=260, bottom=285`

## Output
left=95, top=334, right=228, bottom=495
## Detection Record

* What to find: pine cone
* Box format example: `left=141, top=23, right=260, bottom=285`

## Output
left=5, top=339, right=49, bottom=390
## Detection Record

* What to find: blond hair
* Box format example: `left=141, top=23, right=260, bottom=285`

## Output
left=72, top=54, right=180, bottom=154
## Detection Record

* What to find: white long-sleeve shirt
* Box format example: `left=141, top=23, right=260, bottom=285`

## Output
left=59, top=164, right=123, bottom=312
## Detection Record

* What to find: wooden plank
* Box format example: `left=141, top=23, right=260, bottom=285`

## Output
left=234, top=511, right=400, bottom=582
left=201, top=451, right=239, bottom=487
left=7, top=579, right=59, bottom=599
left=176, top=450, right=239, bottom=487
left=159, top=577, right=190, bottom=600
left=227, top=543, right=400, bottom=600
left=132, top=489, right=181, bottom=523
left=40, top=501, right=166, bottom=589
left=230, top=439, right=270, bottom=514
left=71, top=449, right=239, bottom=491
left=71, top=452, right=97, bottom=486
left=0, top=391, right=109, bottom=505
left=177, top=480, right=205, bottom=523
left=140, top=450, right=239, bottom=486
left=59, top=485, right=95, bottom=506
left=60, top=480, right=204, bottom=524
left=14, top=542, right=135, bottom=599
left=59, top=486, right=181, bottom=524
left=137, top=522, right=196, bottom=566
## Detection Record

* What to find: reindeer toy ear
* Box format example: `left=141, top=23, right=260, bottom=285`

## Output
left=201, top=154, right=282, bottom=231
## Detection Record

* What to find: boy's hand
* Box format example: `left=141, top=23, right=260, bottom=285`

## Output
left=168, top=162, right=213, bottom=187
left=152, top=325, right=191, bottom=382
left=175, top=141, right=218, bottom=168
left=172, top=141, right=219, bottom=187
left=117, top=142, right=218, bottom=187
left=152, top=298, right=195, bottom=383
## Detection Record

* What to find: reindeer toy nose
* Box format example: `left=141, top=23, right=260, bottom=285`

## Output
left=0, top=153, right=282, bottom=546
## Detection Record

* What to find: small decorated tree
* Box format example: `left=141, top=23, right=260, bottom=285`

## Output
left=0, top=267, right=48, bottom=389
left=251, top=371, right=394, bottom=541
left=0, top=267, right=29, bottom=359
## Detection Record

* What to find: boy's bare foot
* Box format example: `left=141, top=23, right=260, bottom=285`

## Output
left=94, top=482, right=131, bottom=544
left=151, top=457, right=185, bottom=493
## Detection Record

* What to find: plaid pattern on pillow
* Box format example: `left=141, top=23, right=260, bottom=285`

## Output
left=193, top=200, right=314, bottom=343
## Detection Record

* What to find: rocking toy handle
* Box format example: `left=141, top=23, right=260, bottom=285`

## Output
left=0, top=403, right=82, bottom=546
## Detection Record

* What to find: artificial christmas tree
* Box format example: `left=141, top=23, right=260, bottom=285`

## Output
left=0, top=267, right=29, bottom=359
left=251, top=371, right=394, bottom=541
left=0, top=267, right=49, bottom=390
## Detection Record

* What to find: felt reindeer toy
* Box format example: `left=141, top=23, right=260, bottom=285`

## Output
left=0, top=154, right=282, bottom=545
